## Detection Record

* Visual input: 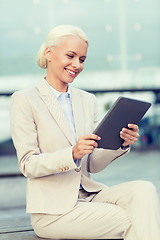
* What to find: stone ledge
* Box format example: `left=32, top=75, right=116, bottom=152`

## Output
left=0, top=216, right=122, bottom=240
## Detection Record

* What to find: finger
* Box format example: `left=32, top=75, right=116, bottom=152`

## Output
left=120, top=132, right=139, bottom=146
left=128, top=124, right=139, bottom=132
left=122, top=141, right=132, bottom=147
left=78, top=139, right=98, bottom=149
left=122, top=138, right=134, bottom=146
left=80, top=134, right=101, bottom=141
left=79, top=143, right=96, bottom=150
left=121, top=134, right=138, bottom=143
left=84, top=149, right=95, bottom=155
left=80, top=149, right=95, bottom=156
left=121, top=128, right=139, bottom=138
left=73, top=143, right=95, bottom=160
left=84, top=145, right=96, bottom=150
left=120, top=130, right=139, bottom=140
left=86, top=140, right=98, bottom=148
left=76, top=146, right=96, bottom=158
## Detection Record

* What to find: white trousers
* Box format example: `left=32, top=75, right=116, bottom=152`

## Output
left=31, top=180, right=160, bottom=240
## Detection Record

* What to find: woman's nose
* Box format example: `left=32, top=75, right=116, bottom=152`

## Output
left=72, top=58, right=81, bottom=69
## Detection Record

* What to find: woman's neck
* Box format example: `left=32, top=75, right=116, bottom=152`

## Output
left=45, top=74, right=68, bottom=93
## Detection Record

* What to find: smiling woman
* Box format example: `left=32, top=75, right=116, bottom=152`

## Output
left=10, top=25, right=160, bottom=240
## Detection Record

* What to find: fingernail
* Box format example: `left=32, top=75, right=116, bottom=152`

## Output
left=98, top=136, right=101, bottom=140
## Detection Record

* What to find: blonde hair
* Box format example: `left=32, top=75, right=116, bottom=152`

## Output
left=37, top=25, right=89, bottom=69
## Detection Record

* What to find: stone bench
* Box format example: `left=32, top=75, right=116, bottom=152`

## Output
left=0, top=216, right=56, bottom=240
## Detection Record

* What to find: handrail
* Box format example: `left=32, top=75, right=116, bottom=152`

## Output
left=0, top=88, right=160, bottom=96
left=84, top=88, right=160, bottom=94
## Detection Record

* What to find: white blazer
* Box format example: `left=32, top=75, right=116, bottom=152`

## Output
left=10, top=79, right=129, bottom=214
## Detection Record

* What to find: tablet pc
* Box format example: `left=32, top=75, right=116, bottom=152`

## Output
left=93, top=97, right=151, bottom=150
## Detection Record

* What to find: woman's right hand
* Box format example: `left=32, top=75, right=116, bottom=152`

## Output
left=72, top=134, right=101, bottom=160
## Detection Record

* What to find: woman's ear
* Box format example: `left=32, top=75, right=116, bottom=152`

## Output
left=45, top=47, right=52, bottom=62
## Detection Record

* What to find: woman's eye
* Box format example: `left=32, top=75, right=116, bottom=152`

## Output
left=67, top=54, right=74, bottom=58
left=80, top=58, right=85, bottom=63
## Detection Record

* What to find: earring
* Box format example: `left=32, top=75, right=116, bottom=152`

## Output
left=46, top=47, right=50, bottom=54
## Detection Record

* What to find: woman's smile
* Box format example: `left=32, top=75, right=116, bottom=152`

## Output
left=64, top=67, right=78, bottom=77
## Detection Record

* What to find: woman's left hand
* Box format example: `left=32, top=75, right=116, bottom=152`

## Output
left=120, top=124, right=139, bottom=147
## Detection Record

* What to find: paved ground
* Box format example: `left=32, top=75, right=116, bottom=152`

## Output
left=93, top=149, right=160, bottom=196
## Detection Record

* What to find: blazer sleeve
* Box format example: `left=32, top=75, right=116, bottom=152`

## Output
left=10, top=92, right=77, bottom=179
left=87, top=95, right=130, bottom=173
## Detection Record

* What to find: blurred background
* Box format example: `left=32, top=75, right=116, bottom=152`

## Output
left=0, top=0, right=160, bottom=219
left=1, top=0, right=160, bottom=151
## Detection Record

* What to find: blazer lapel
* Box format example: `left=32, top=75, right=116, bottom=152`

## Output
left=70, top=87, right=85, bottom=140
left=36, top=80, right=76, bottom=146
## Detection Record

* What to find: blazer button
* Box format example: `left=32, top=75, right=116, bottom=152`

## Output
left=75, top=167, right=81, bottom=172
left=65, top=166, right=69, bottom=170
left=59, top=168, right=63, bottom=172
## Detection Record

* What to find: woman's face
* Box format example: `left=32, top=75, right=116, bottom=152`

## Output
left=46, top=35, right=88, bottom=91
